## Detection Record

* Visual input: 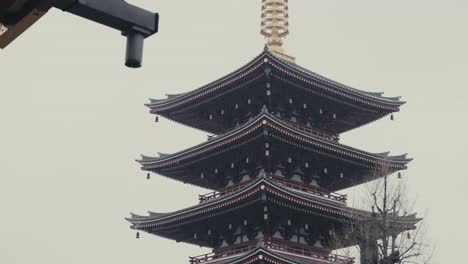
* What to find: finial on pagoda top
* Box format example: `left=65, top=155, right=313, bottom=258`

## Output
left=261, top=0, right=295, bottom=62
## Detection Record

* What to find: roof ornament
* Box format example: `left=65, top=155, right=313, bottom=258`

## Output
left=259, top=169, right=267, bottom=178
left=261, top=0, right=295, bottom=62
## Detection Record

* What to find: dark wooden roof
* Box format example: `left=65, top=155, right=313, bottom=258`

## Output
left=145, top=48, right=405, bottom=134
left=128, top=177, right=347, bottom=224
left=138, top=110, right=411, bottom=191
left=127, top=176, right=418, bottom=232
left=127, top=176, right=420, bottom=250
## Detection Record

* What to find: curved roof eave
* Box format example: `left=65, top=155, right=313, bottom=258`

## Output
left=127, top=177, right=264, bottom=224
left=270, top=54, right=404, bottom=105
left=127, top=176, right=419, bottom=234
left=145, top=49, right=404, bottom=110
left=137, top=111, right=411, bottom=166
left=127, top=176, right=351, bottom=224
left=127, top=176, right=372, bottom=226
left=145, top=50, right=268, bottom=108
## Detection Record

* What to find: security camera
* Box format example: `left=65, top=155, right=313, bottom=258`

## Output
left=0, top=0, right=159, bottom=68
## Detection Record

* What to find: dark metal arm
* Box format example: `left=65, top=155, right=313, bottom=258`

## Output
left=0, top=0, right=159, bottom=68
left=53, top=0, right=159, bottom=68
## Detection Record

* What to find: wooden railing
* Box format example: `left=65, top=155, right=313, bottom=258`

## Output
left=198, top=175, right=346, bottom=204
left=215, top=116, right=339, bottom=141
left=189, top=241, right=258, bottom=264
left=199, top=179, right=254, bottom=203
left=189, top=238, right=354, bottom=264
left=271, top=176, right=347, bottom=203
left=264, top=237, right=354, bottom=264
left=278, top=116, right=340, bottom=141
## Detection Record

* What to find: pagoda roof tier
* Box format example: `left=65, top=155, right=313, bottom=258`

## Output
left=127, top=177, right=419, bottom=248
left=146, top=48, right=404, bottom=135
left=138, top=110, right=411, bottom=191
left=188, top=239, right=354, bottom=264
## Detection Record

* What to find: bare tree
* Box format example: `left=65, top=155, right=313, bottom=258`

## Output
left=357, top=165, right=433, bottom=264
left=330, top=164, right=433, bottom=264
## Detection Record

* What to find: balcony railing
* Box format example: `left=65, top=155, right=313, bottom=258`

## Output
left=189, top=241, right=258, bottom=264
left=198, top=175, right=346, bottom=204
left=189, top=238, right=354, bottom=264
left=199, top=179, right=254, bottom=203
left=278, top=116, right=340, bottom=141
left=264, top=237, right=354, bottom=264
left=271, top=176, right=347, bottom=203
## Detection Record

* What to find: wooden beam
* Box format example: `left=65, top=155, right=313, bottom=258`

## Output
left=0, top=1, right=53, bottom=49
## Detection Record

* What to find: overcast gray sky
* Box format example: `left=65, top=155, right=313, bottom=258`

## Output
left=1, top=1, right=467, bottom=263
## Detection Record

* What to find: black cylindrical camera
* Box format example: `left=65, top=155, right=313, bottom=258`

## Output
left=125, top=31, right=145, bottom=68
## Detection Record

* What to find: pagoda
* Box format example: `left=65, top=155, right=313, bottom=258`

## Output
left=127, top=1, right=419, bottom=263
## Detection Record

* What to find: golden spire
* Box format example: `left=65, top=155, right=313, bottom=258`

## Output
left=261, top=0, right=295, bottom=62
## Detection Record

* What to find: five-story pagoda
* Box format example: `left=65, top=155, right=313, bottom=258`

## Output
left=127, top=1, right=419, bottom=263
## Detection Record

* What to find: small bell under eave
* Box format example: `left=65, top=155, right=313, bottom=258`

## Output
left=155, top=116, right=159, bottom=122
left=398, top=172, right=402, bottom=179
left=147, top=173, right=151, bottom=180
left=407, top=232, right=411, bottom=239
left=391, top=114, right=394, bottom=121
left=136, top=232, right=140, bottom=239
